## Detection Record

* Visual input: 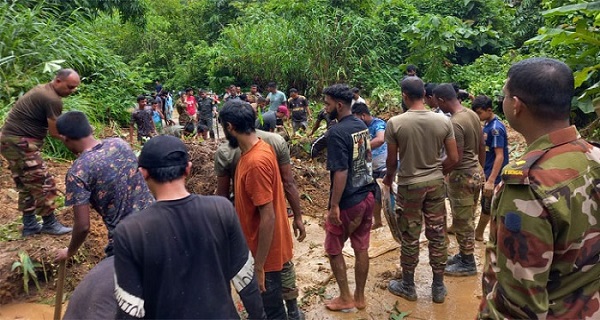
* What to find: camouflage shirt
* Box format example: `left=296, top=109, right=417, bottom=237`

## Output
left=479, top=126, right=600, bottom=319
left=65, top=138, right=155, bottom=254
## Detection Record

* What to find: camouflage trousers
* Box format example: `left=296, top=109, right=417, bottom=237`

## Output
left=395, top=178, right=447, bottom=274
left=448, top=168, right=484, bottom=255
left=281, top=260, right=298, bottom=300
left=0, top=135, right=58, bottom=217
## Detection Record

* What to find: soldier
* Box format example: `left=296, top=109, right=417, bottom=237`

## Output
left=384, top=77, right=458, bottom=303
left=478, top=58, right=600, bottom=319
left=433, top=83, right=485, bottom=277
left=1, top=68, right=80, bottom=236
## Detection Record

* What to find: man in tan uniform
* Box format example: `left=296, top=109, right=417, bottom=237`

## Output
left=433, top=83, right=485, bottom=276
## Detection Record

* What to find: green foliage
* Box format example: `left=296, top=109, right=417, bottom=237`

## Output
left=369, top=87, right=403, bottom=116
left=0, top=217, right=22, bottom=241
left=11, top=251, right=42, bottom=295
left=0, top=1, right=145, bottom=160
left=401, top=14, right=502, bottom=82
left=454, top=52, right=527, bottom=101
left=527, top=0, right=600, bottom=114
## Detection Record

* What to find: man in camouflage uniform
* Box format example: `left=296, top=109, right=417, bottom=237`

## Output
left=383, top=77, right=458, bottom=303
left=434, top=83, right=485, bottom=276
left=1, top=69, right=80, bottom=237
left=478, top=57, right=600, bottom=319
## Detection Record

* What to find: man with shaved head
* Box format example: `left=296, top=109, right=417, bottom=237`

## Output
left=1, top=68, right=80, bottom=237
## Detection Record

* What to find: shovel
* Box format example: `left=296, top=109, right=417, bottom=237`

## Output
left=54, top=260, right=67, bottom=320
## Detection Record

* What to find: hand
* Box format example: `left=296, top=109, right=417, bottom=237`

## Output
left=255, top=266, right=266, bottom=293
left=327, top=206, right=342, bottom=226
left=382, top=173, right=393, bottom=187
left=55, top=248, right=70, bottom=263
left=483, top=181, right=495, bottom=197
left=293, top=217, right=306, bottom=242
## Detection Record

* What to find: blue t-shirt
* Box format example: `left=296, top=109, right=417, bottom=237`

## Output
left=368, top=117, right=388, bottom=172
left=267, top=90, right=287, bottom=112
left=256, top=110, right=277, bottom=131
left=483, top=116, right=509, bottom=184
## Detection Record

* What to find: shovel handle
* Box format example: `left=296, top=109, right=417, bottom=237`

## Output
left=54, top=260, right=67, bottom=320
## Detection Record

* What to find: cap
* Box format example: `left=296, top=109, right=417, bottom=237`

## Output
left=138, top=135, right=189, bottom=169
left=277, top=105, right=289, bottom=117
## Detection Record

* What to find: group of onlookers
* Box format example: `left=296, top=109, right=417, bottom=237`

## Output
left=2, top=56, right=599, bottom=319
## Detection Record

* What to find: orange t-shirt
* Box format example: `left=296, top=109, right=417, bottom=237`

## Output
left=234, top=139, right=293, bottom=272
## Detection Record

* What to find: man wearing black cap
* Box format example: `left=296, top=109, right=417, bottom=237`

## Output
left=113, top=135, right=265, bottom=319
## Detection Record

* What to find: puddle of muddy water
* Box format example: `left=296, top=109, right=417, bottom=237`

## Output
left=0, top=302, right=63, bottom=320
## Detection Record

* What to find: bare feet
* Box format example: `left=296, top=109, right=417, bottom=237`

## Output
left=371, top=222, right=383, bottom=230
left=325, top=297, right=355, bottom=311
left=354, top=292, right=366, bottom=309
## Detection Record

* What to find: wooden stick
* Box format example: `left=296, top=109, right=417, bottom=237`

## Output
left=54, top=260, right=67, bottom=320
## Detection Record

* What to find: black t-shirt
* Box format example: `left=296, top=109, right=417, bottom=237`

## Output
left=256, top=111, right=277, bottom=131
left=197, top=96, right=215, bottom=120
left=64, top=256, right=116, bottom=320
left=288, top=95, right=309, bottom=122
left=113, top=195, right=256, bottom=319
left=327, top=115, right=375, bottom=209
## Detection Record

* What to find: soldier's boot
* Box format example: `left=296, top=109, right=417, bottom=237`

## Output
left=22, top=214, right=42, bottom=237
left=444, top=253, right=477, bottom=276
left=475, top=214, right=491, bottom=241
left=446, top=253, right=463, bottom=266
left=431, top=273, right=447, bottom=304
left=286, top=299, right=304, bottom=320
left=388, top=271, right=417, bottom=301
left=40, top=213, right=72, bottom=235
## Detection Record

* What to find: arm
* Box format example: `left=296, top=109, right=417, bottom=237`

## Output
left=255, top=202, right=276, bottom=292
left=114, top=228, right=144, bottom=319
left=216, top=175, right=231, bottom=198
left=442, top=138, right=459, bottom=175
left=483, top=148, right=504, bottom=195
left=328, top=170, right=348, bottom=225
left=129, top=125, right=134, bottom=144
left=370, top=130, right=385, bottom=149
left=308, top=118, right=322, bottom=137
left=55, top=205, right=90, bottom=262
left=478, top=128, right=486, bottom=168
left=480, top=186, right=553, bottom=319
left=382, top=143, right=398, bottom=187
left=279, top=164, right=306, bottom=241
left=47, top=118, right=62, bottom=139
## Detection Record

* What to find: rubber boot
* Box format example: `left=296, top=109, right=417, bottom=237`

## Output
left=22, top=214, right=42, bottom=237
left=388, top=271, right=417, bottom=301
left=286, top=299, right=304, bottom=320
left=475, top=214, right=491, bottom=241
left=41, top=213, right=72, bottom=235
left=444, top=253, right=477, bottom=276
left=431, top=273, right=447, bottom=304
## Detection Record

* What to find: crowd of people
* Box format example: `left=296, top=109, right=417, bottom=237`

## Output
left=1, top=56, right=599, bottom=319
